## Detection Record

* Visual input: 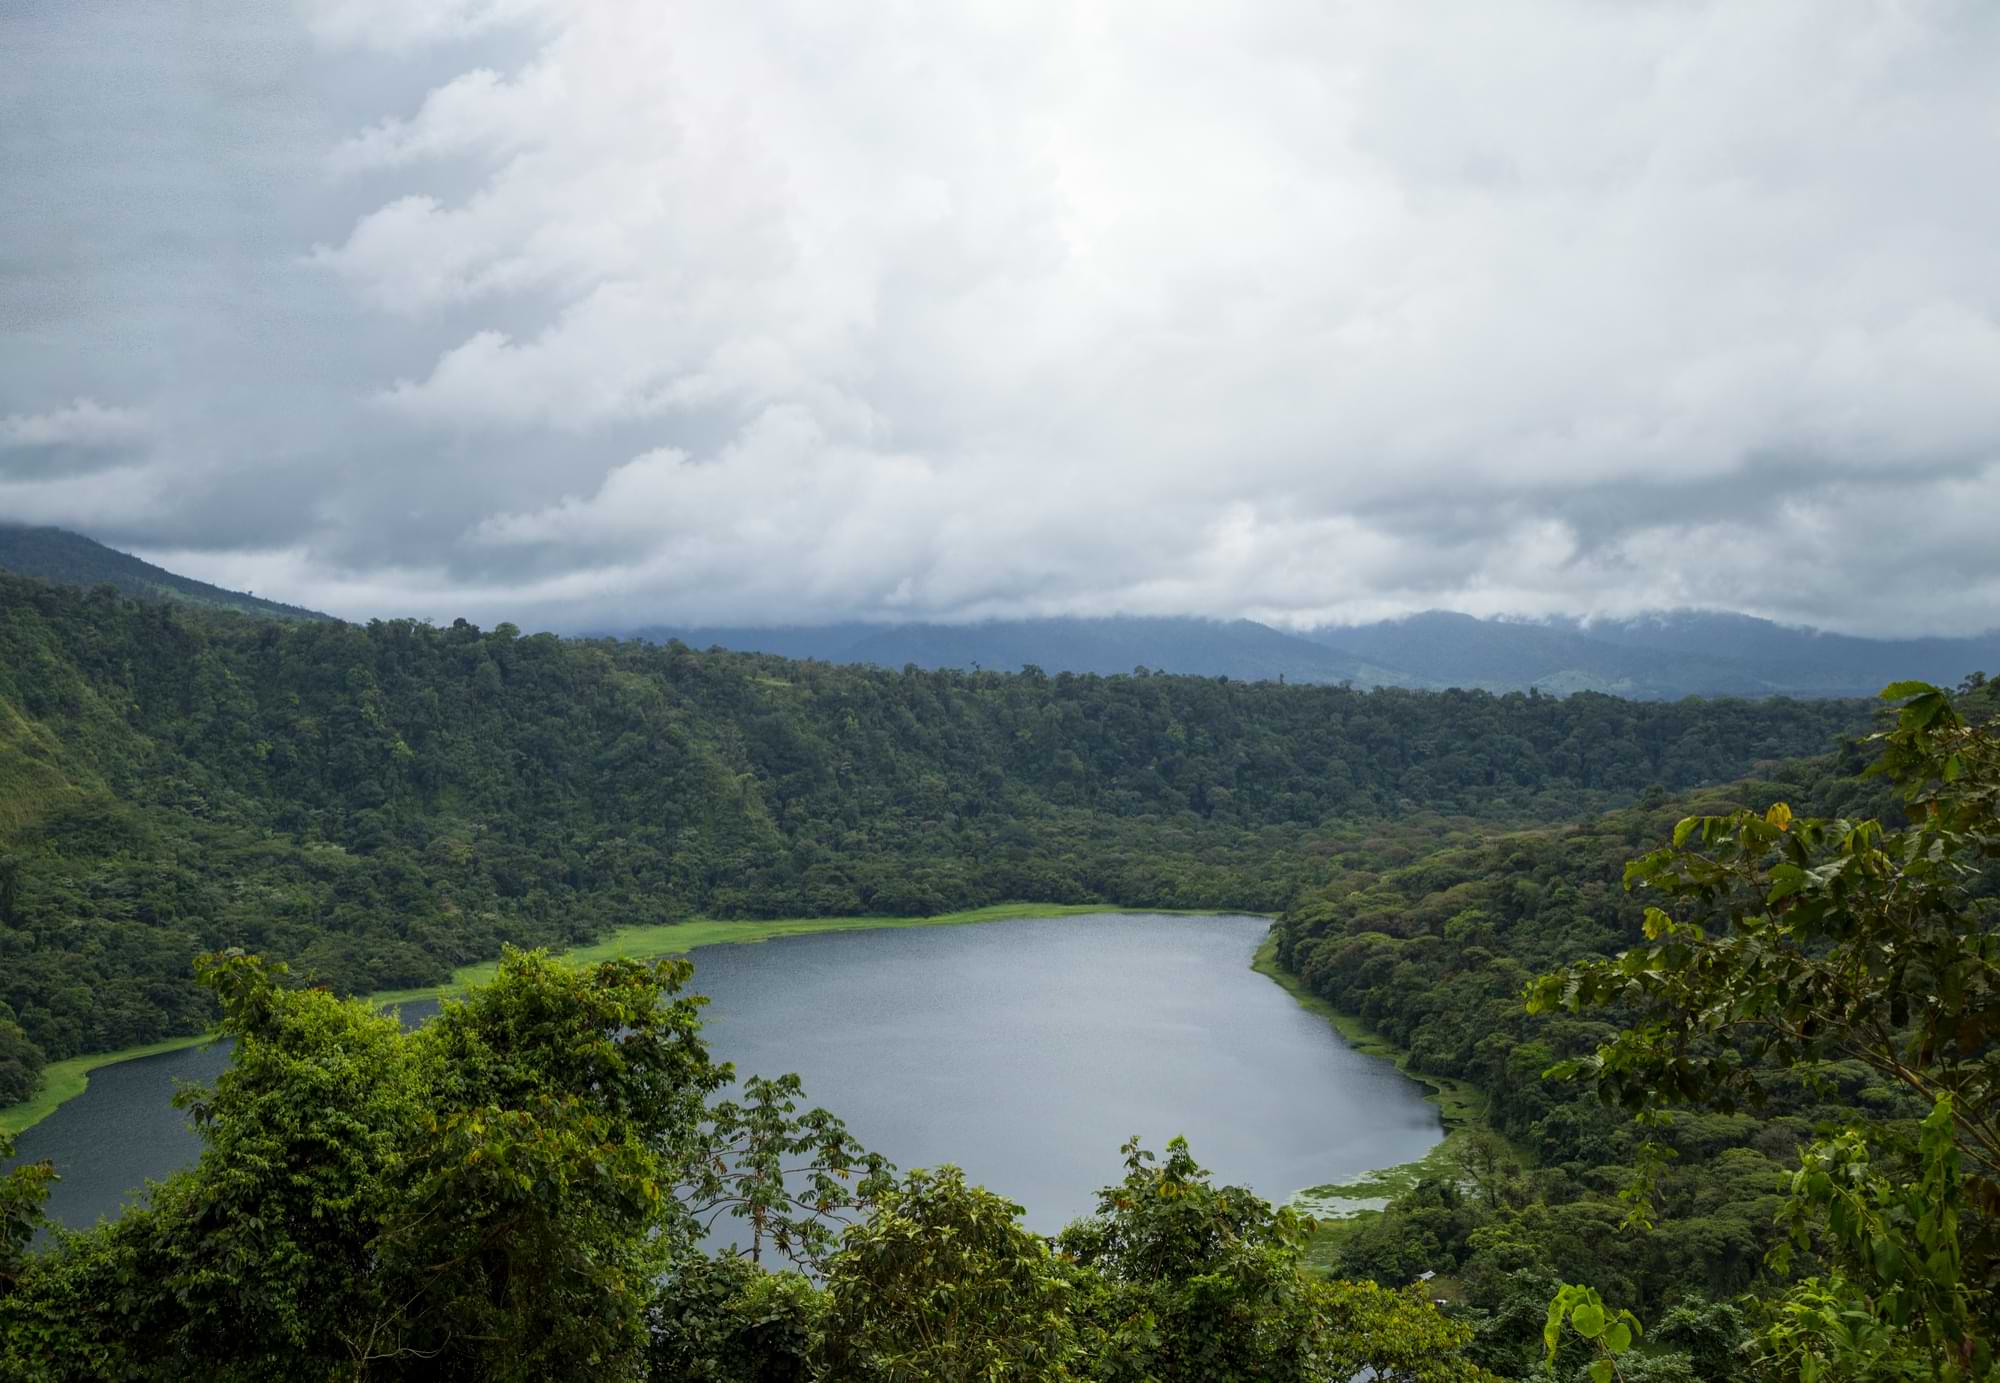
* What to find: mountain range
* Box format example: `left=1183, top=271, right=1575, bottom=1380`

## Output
left=616, top=618, right=1426, bottom=689
left=1307, top=610, right=2000, bottom=699
left=627, top=610, right=1999, bottom=700
left=4, top=526, right=1993, bottom=699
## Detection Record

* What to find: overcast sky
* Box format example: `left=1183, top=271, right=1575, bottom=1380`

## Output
left=3, top=0, right=1997, bottom=635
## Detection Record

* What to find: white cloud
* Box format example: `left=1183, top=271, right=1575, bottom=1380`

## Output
left=303, top=0, right=550, bottom=54
left=12, top=1, right=2000, bottom=635
left=0, top=398, right=151, bottom=450
left=0, top=463, right=175, bottom=530
left=329, top=67, right=556, bottom=174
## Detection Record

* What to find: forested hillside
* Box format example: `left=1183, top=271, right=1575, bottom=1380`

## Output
left=0, top=571, right=1866, bottom=1103
left=3, top=677, right=1990, bottom=1382
left=1269, top=678, right=2000, bottom=1375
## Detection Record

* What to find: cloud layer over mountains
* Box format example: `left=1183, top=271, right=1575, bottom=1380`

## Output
left=3, top=0, right=1997, bottom=635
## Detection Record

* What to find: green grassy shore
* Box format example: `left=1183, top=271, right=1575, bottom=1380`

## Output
left=1251, top=934, right=1521, bottom=1277
left=1, top=1036, right=224, bottom=1138
left=3, top=905, right=1255, bottom=1136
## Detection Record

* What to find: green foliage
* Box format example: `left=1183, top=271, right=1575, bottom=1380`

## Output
left=1269, top=753, right=1894, bottom=1313
left=0, top=570, right=1865, bottom=1089
left=0, top=1019, right=43, bottom=1107
left=0, top=1133, right=52, bottom=1295
left=1522, top=683, right=1999, bottom=1380
left=1760, top=1097, right=1989, bottom=1381
left=1265, top=677, right=2000, bottom=1381
left=645, top=1254, right=819, bottom=1382
left=4, top=569, right=1969, bottom=1380
left=1059, top=1137, right=1495, bottom=1382
left=1650, top=1294, right=1748, bottom=1379
left=1060, top=1136, right=1324, bottom=1382
left=677, top=1072, right=895, bottom=1270
left=0, top=946, right=730, bottom=1381
left=0, top=948, right=1500, bottom=1381
left=817, top=1165, right=1084, bottom=1380
left=387, top=947, right=730, bottom=1380
left=1528, top=689, right=1998, bottom=1185
left=1543, top=1282, right=1642, bottom=1382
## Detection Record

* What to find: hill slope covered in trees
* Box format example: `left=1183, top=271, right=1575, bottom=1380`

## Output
left=0, top=571, right=1867, bottom=1106
left=1267, top=680, right=1999, bottom=1375
left=2, top=679, right=1992, bottom=1381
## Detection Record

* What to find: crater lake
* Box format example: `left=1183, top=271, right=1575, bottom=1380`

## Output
left=10, top=913, right=1443, bottom=1235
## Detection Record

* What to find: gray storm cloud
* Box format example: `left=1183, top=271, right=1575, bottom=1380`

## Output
left=2, top=0, right=1997, bottom=635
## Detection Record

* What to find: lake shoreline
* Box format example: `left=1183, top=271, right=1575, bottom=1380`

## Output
left=3, top=904, right=1265, bottom=1137
left=19, top=912, right=1432, bottom=1241
left=1250, top=933, right=1526, bottom=1275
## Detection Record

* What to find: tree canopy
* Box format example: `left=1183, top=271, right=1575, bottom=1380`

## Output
left=0, top=947, right=1495, bottom=1382
left=5, top=570, right=1992, bottom=1378
left=1528, top=682, right=1997, bottom=1379
left=0, top=570, right=1863, bottom=1098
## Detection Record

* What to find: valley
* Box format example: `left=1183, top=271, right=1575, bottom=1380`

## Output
left=0, top=567, right=1992, bottom=1380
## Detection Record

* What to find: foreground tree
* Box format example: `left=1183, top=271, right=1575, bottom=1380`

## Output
left=817, top=1165, right=1085, bottom=1380
left=1, top=948, right=729, bottom=1381
left=0, top=948, right=1495, bottom=1381
left=676, top=1071, right=895, bottom=1270
left=1058, top=1137, right=1499, bottom=1383
left=0, top=1135, right=52, bottom=1298
left=1529, top=682, right=1999, bottom=1380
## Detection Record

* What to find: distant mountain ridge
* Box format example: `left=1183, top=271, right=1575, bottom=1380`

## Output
left=0, top=526, right=331, bottom=622
left=623, top=617, right=1425, bottom=688
left=1307, top=610, right=2000, bottom=700
left=627, top=609, right=1998, bottom=699
left=5, top=527, right=1990, bottom=696
left=1574, top=611, right=2000, bottom=694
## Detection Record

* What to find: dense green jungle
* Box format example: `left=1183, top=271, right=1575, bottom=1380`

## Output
left=0, top=572, right=1861, bottom=1083
left=0, top=571, right=1995, bottom=1380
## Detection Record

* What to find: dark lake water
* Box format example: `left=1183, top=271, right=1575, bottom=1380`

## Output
left=10, top=914, right=1442, bottom=1236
